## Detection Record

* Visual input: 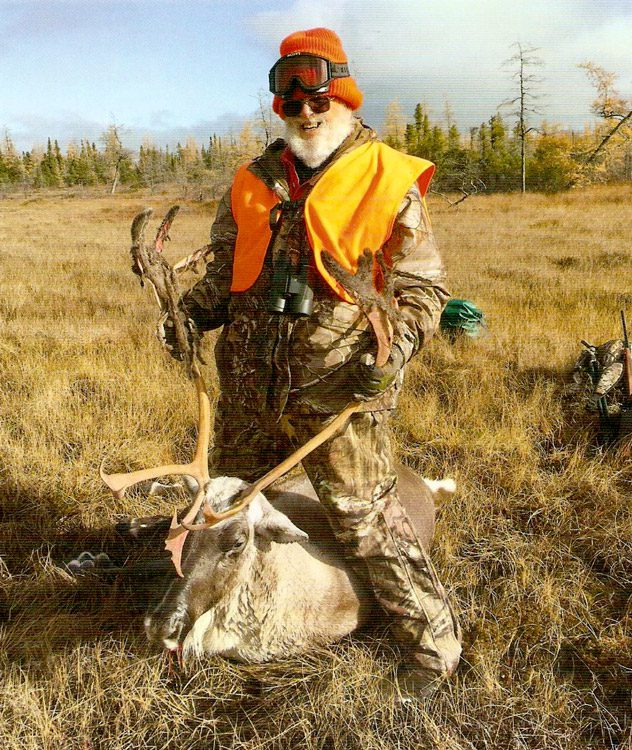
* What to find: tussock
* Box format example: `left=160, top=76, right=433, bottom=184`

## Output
left=0, top=186, right=630, bottom=749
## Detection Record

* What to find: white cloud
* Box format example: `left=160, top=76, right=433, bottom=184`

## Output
left=5, top=0, right=630, bottom=149
left=247, top=0, right=348, bottom=50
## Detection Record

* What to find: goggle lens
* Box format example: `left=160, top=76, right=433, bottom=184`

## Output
left=281, top=96, right=332, bottom=118
left=278, top=57, right=327, bottom=89
left=269, top=54, right=349, bottom=96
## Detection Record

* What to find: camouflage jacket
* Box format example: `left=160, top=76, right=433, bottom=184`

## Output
left=183, top=119, right=449, bottom=417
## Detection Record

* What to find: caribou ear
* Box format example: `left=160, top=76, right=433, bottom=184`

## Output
left=255, top=508, right=309, bottom=547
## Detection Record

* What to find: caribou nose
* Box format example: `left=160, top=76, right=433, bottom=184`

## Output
left=144, top=606, right=191, bottom=650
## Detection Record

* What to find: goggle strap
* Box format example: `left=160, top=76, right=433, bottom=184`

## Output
left=329, top=62, right=349, bottom=78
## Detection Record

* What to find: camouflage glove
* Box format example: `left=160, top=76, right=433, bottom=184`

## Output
left=157, top=310, right=197, bottom=361
left=351, top=346, right=405, bottom=401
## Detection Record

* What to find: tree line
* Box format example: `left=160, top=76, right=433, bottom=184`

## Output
left=381, top=101, right=625, bottom=194
left=382, top=58, right=631, bottom=194
left=0, top=126, right=262, bottom=197
left=1, top=61, right=630, bottom=196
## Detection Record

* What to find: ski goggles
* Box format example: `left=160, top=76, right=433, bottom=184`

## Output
left=280, top=95, right=332, bottom=118
left=269, top=54, right=350, bottom=98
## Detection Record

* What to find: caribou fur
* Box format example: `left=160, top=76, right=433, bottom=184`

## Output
left=144, top=467, right=454, bottom=663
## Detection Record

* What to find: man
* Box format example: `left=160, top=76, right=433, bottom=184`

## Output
left=166, top=27, right=461, bottom=696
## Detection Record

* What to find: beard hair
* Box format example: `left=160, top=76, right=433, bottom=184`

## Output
left=284, top=107, right=356, bottom=168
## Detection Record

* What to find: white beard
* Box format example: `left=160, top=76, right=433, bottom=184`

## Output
left=284, top=109, right=356, bottom=168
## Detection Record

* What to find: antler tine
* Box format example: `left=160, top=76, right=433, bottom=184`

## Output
left=322, top=249, right=398, bottom=367
left=374, top=248, right=395, bottom=300
left=130, top=208, right=153, bottom=279
left=131, top=208, right=153, bottom=249
left=173, top=244, right=213, bottom=274
left=154, top=205, right=180, bottom=253
left=100, top=370, right=212, bottom=500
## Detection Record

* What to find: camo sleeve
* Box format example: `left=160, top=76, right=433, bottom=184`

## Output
left=384, top=183, right=450, bottom=362
left=180, top=188, right=236, bottom=332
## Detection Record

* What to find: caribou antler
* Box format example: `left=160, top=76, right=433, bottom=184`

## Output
left=130, top=205, right=204, bottom=373
left=322, top=248, right=399, bottom=367
left=103, top=206, right=211, bottom=575
left=103, top=365, right=361, bottom=576
left=180, top=401, right=362, bottom=533
left=173, top=244, right=213, bottom=274
left=166, top=399, right=362, bottom=573
left=101, top=366, right=264, bottom=577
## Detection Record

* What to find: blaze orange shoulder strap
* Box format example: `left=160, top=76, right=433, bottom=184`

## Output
left=230, top=142, right=434, bottom=301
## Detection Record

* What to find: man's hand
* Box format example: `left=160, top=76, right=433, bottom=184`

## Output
left=351, top=346, right=405, bottom=401
left=157, top=311, right=197, bottom=361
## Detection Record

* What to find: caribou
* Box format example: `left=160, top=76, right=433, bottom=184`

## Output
left=101, top=361, right=455, bottom=661
left=146, top=470, right=453, bottom=662
left=106, top=449, right=454, bottom=662
left=99, top=206, right=456, bottom=662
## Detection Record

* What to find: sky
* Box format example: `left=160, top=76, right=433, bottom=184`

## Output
left=2, top=0, right=631, bottom=152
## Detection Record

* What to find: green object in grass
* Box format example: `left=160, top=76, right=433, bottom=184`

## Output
left=440, top=299, right=486, bottom=338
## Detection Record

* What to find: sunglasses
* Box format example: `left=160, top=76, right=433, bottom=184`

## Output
left=281, top=96, right=332, bottom=118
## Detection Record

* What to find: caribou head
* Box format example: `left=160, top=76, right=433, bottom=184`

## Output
left=143, top=477, right=309, bottom=654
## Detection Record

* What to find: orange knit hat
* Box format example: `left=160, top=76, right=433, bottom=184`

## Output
left=272, top=28, right=363, bottom=117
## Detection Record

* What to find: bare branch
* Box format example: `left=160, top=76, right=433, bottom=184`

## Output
left=584, top=109, right=632, bottom=165
left=578, top=61, right=632, bottom=167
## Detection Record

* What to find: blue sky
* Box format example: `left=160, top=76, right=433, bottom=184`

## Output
left=2, top=0, right=631, bottom=152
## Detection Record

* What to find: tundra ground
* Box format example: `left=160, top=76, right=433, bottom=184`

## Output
left=0, top=185, right=630, bottom=749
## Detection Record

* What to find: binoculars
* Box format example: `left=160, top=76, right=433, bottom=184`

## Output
left=268, top=256, right=314, bottom=316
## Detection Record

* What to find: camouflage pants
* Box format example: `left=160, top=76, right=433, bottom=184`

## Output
left=212, top=399, right=462, bottom=679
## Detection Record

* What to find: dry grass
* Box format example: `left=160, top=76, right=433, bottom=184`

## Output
left=0, top=184, right=630, bottom=749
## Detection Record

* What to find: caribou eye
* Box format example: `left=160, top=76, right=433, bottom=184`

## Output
left=224, top=533, right=248, bottom=558
left=218, top=521, right=248, bottom=555
left=228, top=536, right=248, bottom=555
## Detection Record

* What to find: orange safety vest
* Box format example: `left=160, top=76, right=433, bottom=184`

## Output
left=230, top=141, right=435, bottom=303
